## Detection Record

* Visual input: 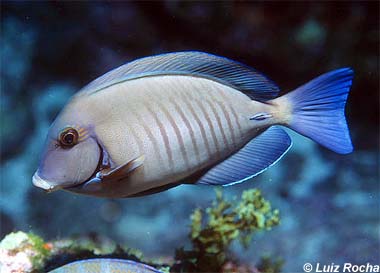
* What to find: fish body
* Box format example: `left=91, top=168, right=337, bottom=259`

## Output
left=49, top=258, right=162, bottom=273
left=33, top=52, right=354, bottom=198
left=65, top=76, right=273, bottom=196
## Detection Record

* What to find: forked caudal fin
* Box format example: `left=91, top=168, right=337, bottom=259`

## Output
left=282, top=68, right=354, bottom=154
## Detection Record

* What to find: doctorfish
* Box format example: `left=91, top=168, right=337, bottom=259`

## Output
left=48, top=258, right=163, bottom=273
left=32, top=51, right=354, bottom=198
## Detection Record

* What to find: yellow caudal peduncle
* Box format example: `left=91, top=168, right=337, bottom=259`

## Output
left=268, top=96, right=293, bottom=125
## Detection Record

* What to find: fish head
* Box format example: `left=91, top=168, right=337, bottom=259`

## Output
left=33, top=114, right=101, bottom=192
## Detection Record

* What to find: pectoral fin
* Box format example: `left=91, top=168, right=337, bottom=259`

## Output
left=98, top=155, right=145, bottom=182
left=68, top=155, right=145, bottom=194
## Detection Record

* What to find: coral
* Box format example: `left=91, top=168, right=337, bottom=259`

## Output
left=0, top=231, right=29, bottom=250
left=172, top=188, right=281, bottom=272
left=0, top=250, right=32, bottom=273
left=0, top=231, right=51, bottom=273
left=0, top=232, right=167, bottom=272
left=0, top=189, right=281, bottom=272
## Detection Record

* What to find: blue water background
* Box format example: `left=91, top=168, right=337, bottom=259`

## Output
left=1, top=2, right=379, bottom=272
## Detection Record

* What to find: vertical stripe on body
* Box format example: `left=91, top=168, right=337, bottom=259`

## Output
left=213, top=98, right=237, bottom=148
left=114, top=89, right=159, bottom=166
left=142, top=103, right=175, bottom=170
left=190, top=79, right=230, bottom=157
left=128, top=106, right=165, bottom=166
left=207, top=85, right=238, bottom=149
left=216, top=87, right=244, bottom=138
left=192, top=97, right=221, bottom=157
left=203, top=99, right=229, bottom=149
left=168, top=96, right=202, bottom=164
left=179, top=92, right=213, bottom=159
left=169, top=79, right=204, bottom=165
left=124, top=120, right=144, bottom=155
left=99, top=75, right=249, bottom=182
left=143, top=80, right=191, bottom=171
left=180, top=77, right=248, bottom=162
left=154, top=99, right=191, bottom=170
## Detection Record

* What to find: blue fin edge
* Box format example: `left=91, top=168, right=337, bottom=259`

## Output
left=222, top=141, right=293, bottom=187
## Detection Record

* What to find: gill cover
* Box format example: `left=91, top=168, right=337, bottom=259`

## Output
left=33, top=127, right=101, bottom=190
left=66, top=155, right=145, bottom=195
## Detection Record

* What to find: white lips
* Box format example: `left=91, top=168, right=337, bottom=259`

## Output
left=32, top=171, right=59, bottom=192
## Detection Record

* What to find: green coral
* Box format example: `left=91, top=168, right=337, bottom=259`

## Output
left=28, top=233, right=51, bottom=270
left=53, top=236, right=116, bottom=256
left=173, top=188, right=281, bottom=272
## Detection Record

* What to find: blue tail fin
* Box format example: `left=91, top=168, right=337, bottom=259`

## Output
left=284, top=68, right=354, bottom=154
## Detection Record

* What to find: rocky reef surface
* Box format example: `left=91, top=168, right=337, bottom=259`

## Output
left=1, top=189, right=282, bottom=273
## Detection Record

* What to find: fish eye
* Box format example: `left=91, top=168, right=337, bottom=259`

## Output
left=59, top=128, right=79, bottom=147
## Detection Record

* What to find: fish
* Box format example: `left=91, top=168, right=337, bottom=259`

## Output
left=48, top=258, right=163, bottom=273
left=32, top=51, right=354, bottom=198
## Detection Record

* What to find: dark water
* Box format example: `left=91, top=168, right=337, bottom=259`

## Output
left=1, top=2, right=379, bottom=272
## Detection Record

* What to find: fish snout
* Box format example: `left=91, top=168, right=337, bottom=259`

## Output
left=32, top=171, right=60, bottom=192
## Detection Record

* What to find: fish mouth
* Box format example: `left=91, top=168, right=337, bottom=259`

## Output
left=33, top=141, right=106, bottom=192
left=32, top=172, right=62, bottom=192
left=32, top=168, right=97, bottom=192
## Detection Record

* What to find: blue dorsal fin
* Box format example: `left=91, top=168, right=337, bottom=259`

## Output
left=80, top=51, right=280, bottom=101
left=195, top=126, right=292, bottom=186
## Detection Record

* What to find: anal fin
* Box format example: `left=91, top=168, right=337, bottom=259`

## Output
left=195, top=126, right=292, bottom=186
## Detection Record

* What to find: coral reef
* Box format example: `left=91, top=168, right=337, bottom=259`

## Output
left=0, top=189, right=282, bottom=273
left=0, top=231, right=167, bottom=273
left=172, top=189, right=280, bottom=272
left=0, top=231, right=51, bottom=272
